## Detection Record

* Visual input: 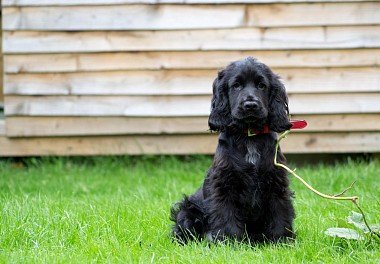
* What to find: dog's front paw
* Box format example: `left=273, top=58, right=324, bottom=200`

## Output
left=205, top=230, right=229, bottom=243
left=173, top=218, right=204, bottom=244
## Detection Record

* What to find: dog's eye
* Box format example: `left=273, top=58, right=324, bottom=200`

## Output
left=231, top=82, right=241, bottom=90
left=257, top=82, right=266, bottom=90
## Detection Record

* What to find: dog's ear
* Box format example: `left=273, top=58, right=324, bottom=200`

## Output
left=268, top=75, right=292, bottom=133
left=208, top=69, right=232, bottom=131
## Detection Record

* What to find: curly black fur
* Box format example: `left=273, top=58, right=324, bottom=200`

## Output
left=170, top=57, right=295, bottom=244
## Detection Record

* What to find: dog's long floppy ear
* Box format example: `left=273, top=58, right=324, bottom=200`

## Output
left=208, top=69, right=232, bottom=131
left=268, top=75, right=292, bottom=133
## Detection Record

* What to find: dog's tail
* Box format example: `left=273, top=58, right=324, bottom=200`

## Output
left=170, top=194, right=206, bottom=244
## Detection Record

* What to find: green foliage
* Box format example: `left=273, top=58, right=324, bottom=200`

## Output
left=0, top=156, right=379, bottom=263
left=325, top=211, right=380, bottom=241
left=324, top=227, right=363, bottom=240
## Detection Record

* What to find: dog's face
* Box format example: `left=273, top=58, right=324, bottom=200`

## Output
left=209, top=57, right=292, bottom=132
left=227, top=60, right=270, bottom=123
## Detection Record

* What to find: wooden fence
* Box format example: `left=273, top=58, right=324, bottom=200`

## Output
left=1, top=0, right=380, bottom=156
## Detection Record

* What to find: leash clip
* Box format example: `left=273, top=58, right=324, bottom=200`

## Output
left=247, top=128, right=256, bottom=137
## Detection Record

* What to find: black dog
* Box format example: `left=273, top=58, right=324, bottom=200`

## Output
left=171, top=57, right=295, bottom=244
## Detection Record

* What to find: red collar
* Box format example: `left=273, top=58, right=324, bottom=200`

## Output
left=246, top=120, right=307, bottom=136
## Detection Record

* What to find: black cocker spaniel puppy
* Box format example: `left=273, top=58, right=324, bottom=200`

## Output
left=171, top=57, right=295, bottom=244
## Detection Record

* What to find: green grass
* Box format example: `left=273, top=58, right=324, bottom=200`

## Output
left=0, top=156, right=379, bottom=263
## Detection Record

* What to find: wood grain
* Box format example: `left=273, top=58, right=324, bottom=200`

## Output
left=3, top=5, right=246, bottom=30
left=4, top=3, right=380, bottom=30
left=5, top=114, right=380, bottom=137
left=4, top=26, right=380, bottom=53
left=1, top=132, right=379, bottom=156
left=5, top=49, right=380, bottom=73
left=5, top=93, right=380, bottom=116
left=5, top=67, right=380, bottom=95
left=2, top=0, right=380, bottom=157
left=2, top=0, right=371, bottom=6
left=246, top=2, right=380, bottom=27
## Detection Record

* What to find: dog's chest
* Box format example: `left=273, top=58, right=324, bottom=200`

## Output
left=245, top=140, right=261, bottom=166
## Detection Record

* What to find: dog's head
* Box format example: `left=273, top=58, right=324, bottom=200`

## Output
left=208, top=57, right=292, bottom=133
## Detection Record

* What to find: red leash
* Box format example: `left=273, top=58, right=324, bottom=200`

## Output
left=290, top=120, right=308, bottom=130
left=247, top=119, right=308, bottom=136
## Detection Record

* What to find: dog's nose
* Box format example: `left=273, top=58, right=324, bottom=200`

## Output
left=243, top=101, right=259, bottom=110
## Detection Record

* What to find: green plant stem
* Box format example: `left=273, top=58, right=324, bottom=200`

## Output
left=352, top=200, right=379, bottom=238
left=332, top=180, right=356, bottom=197
left=274, top=131, right=358, bottom=201
left=274, top=130, right=380, bottom=239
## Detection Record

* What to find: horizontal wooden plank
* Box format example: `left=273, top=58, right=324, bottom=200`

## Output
left=2, top=5, right=246, bottom=31
left=5, top=93, right=380, bottom=116
left=3, top=2, right=380, bottom=30
left=4, top=70, right=215, bottom=95
left=0, top=134, right=218, bottom=156
left=4, top=3, right=380, bottom=30
left=5, top=114, right=380, bottom=137
left=279, top=67, right=380, bottom=93
left=4, top=95, right=212, bottom=116
left=0, top=132, right=379, bottom=156
left=5, top=117, right=208, bottom=137
left=5, top=49, right=380, bottom=73
left=4, top=26, right=380, bottom=53
left=5, top=67, right=380, bottom=95
left=2, top=0, right=371, bottom=6
left=246, top=2, right=380, bottom=27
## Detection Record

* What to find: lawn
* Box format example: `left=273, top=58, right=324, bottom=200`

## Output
left=0, top=155, right=379, bottom=263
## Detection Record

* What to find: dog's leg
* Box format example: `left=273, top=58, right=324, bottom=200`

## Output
left=204, top=157, right=251, bottom=242
left=170, top=189, right=205, bottom=244
left=205, top=199, right=246, bottom=242
left=265, top=194, right=295, bottom=242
